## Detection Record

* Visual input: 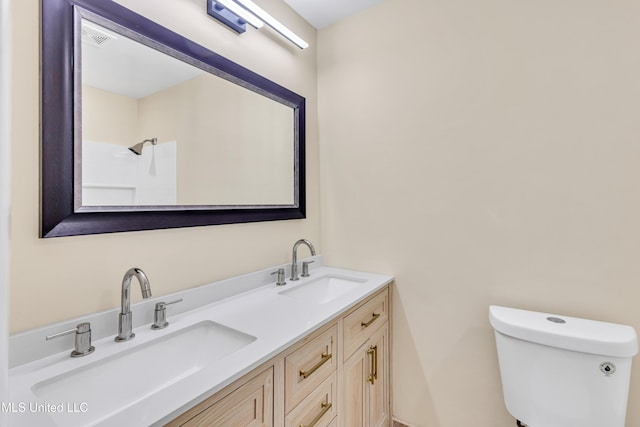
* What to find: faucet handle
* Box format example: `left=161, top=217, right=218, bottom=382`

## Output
left=301, top=260, right=315, bottom=277
left=46, top=322, right=95, bottom=358
left=151, top=299, right=183, bottom=330
left=155, top=298, right=183, bottom=311
left=271, top=268, right=287, bottom=286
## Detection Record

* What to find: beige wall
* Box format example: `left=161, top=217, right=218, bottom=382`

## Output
left=137, top=74, right=294, bottom=205
left=83, top=85, right=139, bottom=145
left=10, top=0, right=318, bottom=332
left=318, top=0, right=640, bottom=426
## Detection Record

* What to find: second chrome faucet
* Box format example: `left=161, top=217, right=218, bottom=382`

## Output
left=115, top=267, right=152, bottom=342
left=291, top=239, right=316, bottom=281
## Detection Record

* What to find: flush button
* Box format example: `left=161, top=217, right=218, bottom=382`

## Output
left=546, top=316, right=566, bottom=324
left=600, top=362, right=616, bottom=376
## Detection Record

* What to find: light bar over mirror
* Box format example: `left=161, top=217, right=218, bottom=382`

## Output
left=208, top=0, right=309, bottom=49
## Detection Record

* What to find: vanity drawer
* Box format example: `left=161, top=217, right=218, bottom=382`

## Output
left=285, top=372, right=337, bottom=427
left=285, top=324, right=337, bottom=412
left=343, top=289, right=388, bottom=360
left=166, top=367, right=273, bottom=426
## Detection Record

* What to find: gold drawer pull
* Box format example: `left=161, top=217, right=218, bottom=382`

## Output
left=300, top=400, right=332, bottom=427
left=369, top=345, right=379, bottom=384
left=361, top=312, right=381, bottom=328
left=299, top=352, right=332, bottom=379
left=367, top=345, right=377, bottom=384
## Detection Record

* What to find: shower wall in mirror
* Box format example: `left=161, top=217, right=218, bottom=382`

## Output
left=41, top=0, right=306, bottom=237
left=82, top=139, right=178, bottom=206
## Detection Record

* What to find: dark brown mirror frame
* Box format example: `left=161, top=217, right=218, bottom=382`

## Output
left=41, top=0, right=306, bottom=238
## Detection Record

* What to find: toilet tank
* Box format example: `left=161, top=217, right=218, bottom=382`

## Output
left=489, top=306, right=638, bottom=427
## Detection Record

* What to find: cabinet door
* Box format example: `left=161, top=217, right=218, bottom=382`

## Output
left=367, top=324, right=389, bottom=427
left=342, top=345, right=366, bottom=427
left=172, top=367, right=273, bottom=427
left=342, top=324, right=389, bottom=427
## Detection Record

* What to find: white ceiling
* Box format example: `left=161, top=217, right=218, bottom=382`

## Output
left=82, top=21, right=204, bottom=99
left=282, top=0, right=385, bottom=29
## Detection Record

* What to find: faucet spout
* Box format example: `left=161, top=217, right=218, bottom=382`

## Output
left=115, top=267, right=152, bottom=342
left=291, top=239, right=316, bottom=281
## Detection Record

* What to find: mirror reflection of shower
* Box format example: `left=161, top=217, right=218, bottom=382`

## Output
left=82, top=139, right=177, bottom=206
left=128, top=137, right=157, bottom=156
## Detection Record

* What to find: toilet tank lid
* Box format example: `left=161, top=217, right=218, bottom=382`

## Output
left=489, top=305, right=638, bottom=357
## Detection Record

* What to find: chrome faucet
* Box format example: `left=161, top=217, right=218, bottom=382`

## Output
left=290, top=239, right=316, bottom=281
left=115, top=267, right=152, bottom=342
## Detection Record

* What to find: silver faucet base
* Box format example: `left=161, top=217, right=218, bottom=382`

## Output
left=115, top=333, right=135, bottom=342
left=71, top=346, right=95, bottom=357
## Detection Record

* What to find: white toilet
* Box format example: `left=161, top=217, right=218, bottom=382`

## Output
left=489, top=305, right=638, bottom=427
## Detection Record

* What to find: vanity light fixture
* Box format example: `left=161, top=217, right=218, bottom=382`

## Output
left=208, top=0, right=247, bottom=33
left=213, top=0, right=264, bottom=30
left=233, top=0, right=309, bottom=49
left=207, top=0, right=308, bottom=49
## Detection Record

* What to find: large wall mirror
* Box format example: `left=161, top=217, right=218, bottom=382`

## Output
left=41, top=0, right=306, bottom=237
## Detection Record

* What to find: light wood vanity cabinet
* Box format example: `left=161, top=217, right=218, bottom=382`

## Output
left=341, top=288, right=390, bottom=427
left=166, top=286, right=390, bottom=427
left=166, top=367, right=274, bottom=427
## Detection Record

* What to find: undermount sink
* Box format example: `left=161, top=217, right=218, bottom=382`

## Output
left=279, top=274, right=366, bottom=304
left=31, top=321, right=256, bottom=426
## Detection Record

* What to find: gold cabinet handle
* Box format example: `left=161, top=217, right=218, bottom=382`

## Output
left=372, top=344, right=378, bottom=382
left=300, top=400, right=332, bottom=427
left=299, top=352, right=332, bottom=379
left=367, top=345, right=378, bottom=385
left=361, top=312, right=381, bottom=328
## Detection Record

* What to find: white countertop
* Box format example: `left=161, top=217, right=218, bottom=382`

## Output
left=8, top=261, right=393, bottom=426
